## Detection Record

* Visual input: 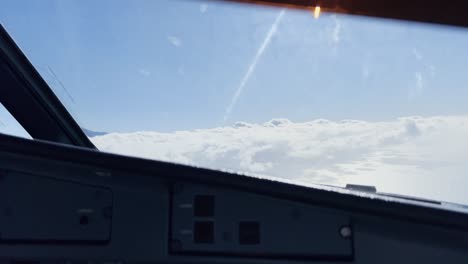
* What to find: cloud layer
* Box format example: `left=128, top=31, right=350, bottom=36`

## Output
left=91, top=116, right=468, bottom=204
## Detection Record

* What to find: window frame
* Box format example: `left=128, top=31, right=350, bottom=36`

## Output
left=0, top=24, right=95, bottom=149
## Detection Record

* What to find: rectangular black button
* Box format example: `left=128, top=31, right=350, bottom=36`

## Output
left=194, top=221, right=214, bottom=244
left=194, top=195, right=215, bottom=217
left=239, top=221, right=260, bottom=245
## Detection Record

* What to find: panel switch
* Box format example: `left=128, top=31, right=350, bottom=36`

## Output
left=239, top=221, right=260, bottom=245
left=193, top=195, right=214, bottom=217
left=194, top=221, right=214, bottom=244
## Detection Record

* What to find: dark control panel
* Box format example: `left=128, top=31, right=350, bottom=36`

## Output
left=0, top=135, right=468, bottom=264
left=0, top=171, right=112, bottom=243
left=170, top=184, right=353, bottom=259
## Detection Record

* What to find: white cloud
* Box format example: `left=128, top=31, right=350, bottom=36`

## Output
left=413, top=48, right=423, bottom=60
left=168, top=36, right=182, bottom=47
left=331, top=16, right=341, bottom=44
left=200, top=3, right=208, bottom=13
left=409, top=72, right=424, bottom=99
left=224, top=9, right=285, bottom=121
left=416, top=72, right=423, bottom=90
left=92, top=115, right=468, bottom=204
left=428, top=64, right=436, bottom=77
left=138, top=69, right=151, bottom=76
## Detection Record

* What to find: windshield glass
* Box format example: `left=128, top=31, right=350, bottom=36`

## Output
left=2, top=0, right=468, bottom=204
left=0, top=103, right=31, bottom=139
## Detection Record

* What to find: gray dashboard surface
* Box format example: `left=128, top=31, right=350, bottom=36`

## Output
left=0, top=134, right=468, bottom=263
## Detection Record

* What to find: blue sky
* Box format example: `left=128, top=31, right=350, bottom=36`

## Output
left=2, top=0, right=468, bottom=133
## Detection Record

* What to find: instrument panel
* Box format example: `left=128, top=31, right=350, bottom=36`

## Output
left=0, top=134, right=468, bottom=263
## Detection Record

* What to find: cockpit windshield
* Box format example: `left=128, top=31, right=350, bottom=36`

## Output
left=2, top=0, right=468, bottom=204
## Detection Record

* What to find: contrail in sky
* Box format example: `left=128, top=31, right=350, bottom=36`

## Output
left=223, top=9, right=286, bottom=122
